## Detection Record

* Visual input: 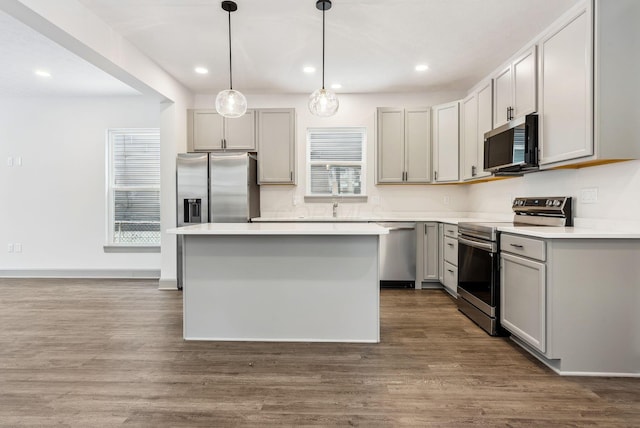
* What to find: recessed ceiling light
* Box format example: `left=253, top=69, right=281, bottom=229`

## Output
left=331, top=83, right=342, bottom=89
left=195, top=67, right=209, bottom=74
left=303, top=66, right=316, bottom=73
left=34, top=70, right=51, bottom=78
left=415, top=64, right=429, bottom=72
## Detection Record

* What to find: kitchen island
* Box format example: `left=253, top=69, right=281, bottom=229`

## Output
left=168, top=222, right=388, bottom=343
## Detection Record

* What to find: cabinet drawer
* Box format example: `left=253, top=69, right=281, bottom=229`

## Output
left=443, top=236, right=458, bottom=265
left=501, top=234, right=545, bottom=262
left=443, top=224, right=458, bottom=239
left=443, top=261, right=458, bottom=296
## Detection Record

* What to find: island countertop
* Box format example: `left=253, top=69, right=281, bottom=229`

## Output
left=168, top=222, right=389, bottom=236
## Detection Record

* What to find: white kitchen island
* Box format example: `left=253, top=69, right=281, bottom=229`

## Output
left=168, top=223, right=388, bottom=343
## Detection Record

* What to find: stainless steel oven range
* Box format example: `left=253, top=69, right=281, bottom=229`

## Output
left=457, top=196, right=572, bottom=336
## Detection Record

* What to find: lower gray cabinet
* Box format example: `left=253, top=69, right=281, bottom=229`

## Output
left=417, top=222, right=439, bottom=287
left=500, top=251, right=546, bottom=353
left=441, top=225, right=458, bottom=297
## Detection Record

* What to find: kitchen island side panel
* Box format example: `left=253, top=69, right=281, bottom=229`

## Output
left=182, top=234, right=380, bottom=342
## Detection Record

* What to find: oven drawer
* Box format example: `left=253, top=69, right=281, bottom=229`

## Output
left=443, top=261, right=457, bottom=295
left=443, top=236, right=458, bottom=265
left=443, top=224, right=458, bottom=239
left=501, top=234, right=546, bottom=262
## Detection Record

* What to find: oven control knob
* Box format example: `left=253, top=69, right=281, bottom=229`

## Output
left=546, top=200, right=552, bottom=206
left=553, top=200, right=562, bottom=207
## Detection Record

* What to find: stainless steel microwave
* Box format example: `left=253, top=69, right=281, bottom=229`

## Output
left=483, top=114, right=538, bottom=174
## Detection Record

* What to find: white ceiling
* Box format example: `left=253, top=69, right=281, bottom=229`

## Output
left=0, top=10, right=140, bottom=97
left=1, top=0, right=580, bottom=97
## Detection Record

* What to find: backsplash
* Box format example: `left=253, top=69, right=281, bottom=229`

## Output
left=466, top=159, right=640, bottom=229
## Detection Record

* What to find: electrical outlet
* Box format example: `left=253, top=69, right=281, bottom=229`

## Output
left=6, top=157, right=12, bottom=167
left=14, top=243, right=22, bottom=253
left=581, top=187, right=598, bottom=204
left=16, top=156, right=22, bottom=166
left=7, top=243, right=13, bottom=253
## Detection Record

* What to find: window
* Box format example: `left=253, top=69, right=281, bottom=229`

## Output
left=106, top=129, right=160, bottom=247
left=306, top=127, right=366, bottom=197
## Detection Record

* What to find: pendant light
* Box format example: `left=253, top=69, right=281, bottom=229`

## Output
left=309, top=0, right=339, bottom=117
left=216, top=1, right=247, bottom=118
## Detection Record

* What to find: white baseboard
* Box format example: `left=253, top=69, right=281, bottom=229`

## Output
left=158, top=278, right=178, bottom=290
left=0, top=269, right=160, bottom=279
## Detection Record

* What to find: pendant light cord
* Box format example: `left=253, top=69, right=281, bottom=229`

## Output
left=228, top=9, right=233, bottom=90
left=321, top=5, right=325, bottom=90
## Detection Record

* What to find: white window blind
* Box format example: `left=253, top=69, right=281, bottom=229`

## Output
left=106, top=129, right=160, bottom=246
left=306, top=127, right=366, bottom=196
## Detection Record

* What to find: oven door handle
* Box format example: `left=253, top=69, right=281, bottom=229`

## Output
left=458, top=235, right=496, bottom=252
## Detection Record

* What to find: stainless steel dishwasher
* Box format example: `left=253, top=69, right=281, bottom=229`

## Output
left=376, top=222, right=416, bottom=288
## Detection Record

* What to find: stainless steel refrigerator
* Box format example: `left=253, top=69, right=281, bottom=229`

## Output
left=176, top=152, right=260, bottom=288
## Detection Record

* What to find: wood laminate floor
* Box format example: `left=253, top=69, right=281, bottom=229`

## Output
left=0, top=279, right=638, bottom=427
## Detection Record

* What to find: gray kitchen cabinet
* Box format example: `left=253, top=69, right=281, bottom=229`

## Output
left=501, top=247, right=546, bottom=353
left=417, top=222, right=439, bottom=287
left=188, top=109, right=256, bottom=151
left=377, top=107, right=431, bottom=183
left=432, top=101, right=460, bottom=183
left=438, top=223, right=444, bottom=284
left=537, top=1, right=640, bottom=168
left=256, top=108, right=295, bottom=184
left=441, top=225, right=458, bottom=297
left=461, top=80, right=493, bottom=181
left=492, top=45, right=537, bottom=128
left=499, top=231, right=640, bottom=375
left=538, top=5, right=591, bottom=166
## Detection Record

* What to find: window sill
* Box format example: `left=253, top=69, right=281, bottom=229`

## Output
left=103, top=245, right=160, bottom=253
left=304, top=195, right=368, bottom=203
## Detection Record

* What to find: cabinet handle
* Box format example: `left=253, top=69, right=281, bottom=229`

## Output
left=510, top=243, right=524, bottom=249
left=447, top=269, right=454, bottom=273
left=447, top=243, right=454, bottom=247
left=290, top=171, right=293, bottom=181
left=424, top=224, right=427, bottom=234
left=507, top=106, right=514, bottom=121
left=471, top=165, right=477, bottom=177
left=434, top=171, right=438, bottom=181
left=221, top=138, right=225, bottom=149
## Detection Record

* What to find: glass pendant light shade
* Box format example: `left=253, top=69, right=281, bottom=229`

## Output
left=216, top=1, right=246, bottom=118
left=216, top=89, right=247, bottom=118
left=308, top=88, right=339, bottom=117
left=310, top=0, right=338, bottom=117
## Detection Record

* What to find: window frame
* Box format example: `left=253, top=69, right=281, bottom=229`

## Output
left=105, top=128, right=161, bottom=250
left=305, top=127, right=367, bottom=199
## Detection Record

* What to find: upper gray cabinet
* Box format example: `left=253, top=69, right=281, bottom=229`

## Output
left=188, top=109, right=256, bottom=151
left=538, top=0, right=640, bottom=168
left=432, top=101, right=460, bottom=183
left=256, top=108, right=296, bottom=184
left=461, top=80, right=493, bottom=181
left=492, top=46, right=537, bottom=128
left=377, top=107, right=431, bottom=184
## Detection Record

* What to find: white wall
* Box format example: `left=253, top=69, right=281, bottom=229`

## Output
left=467, top=160, right=640, bottom=228
left=195, top=91, right=469, bottom=218
left=2, top=0, right=195, bottom=287
left=0, top=96, right=162, bottom=274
